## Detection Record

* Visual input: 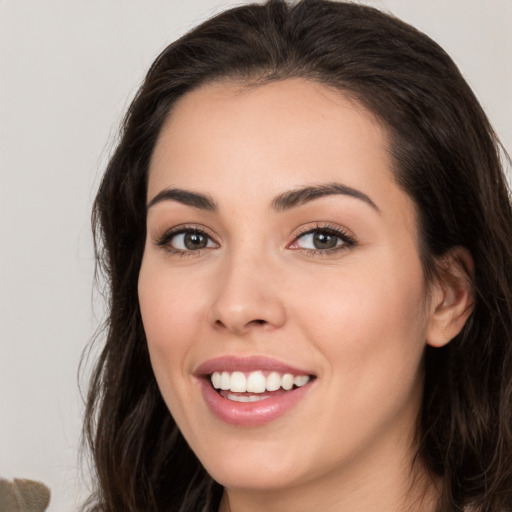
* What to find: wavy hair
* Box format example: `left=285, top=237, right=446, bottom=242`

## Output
left=83, top=1, right=512, bottom=510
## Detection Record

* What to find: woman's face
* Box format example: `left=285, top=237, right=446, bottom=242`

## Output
left=138, top=79, right=436, bottom=496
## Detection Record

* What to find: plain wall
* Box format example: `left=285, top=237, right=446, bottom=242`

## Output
left=1, top=1, right=510, bottom=510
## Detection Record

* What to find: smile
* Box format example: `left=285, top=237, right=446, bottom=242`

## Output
left=211, top=370, right=311, bottom=394
left=196, top=357, right=316, bottom=426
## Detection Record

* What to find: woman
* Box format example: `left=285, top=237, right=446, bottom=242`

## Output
left=83, top=1, right=512, bottom=510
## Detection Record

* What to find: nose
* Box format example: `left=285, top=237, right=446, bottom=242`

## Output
left=208, top=252, right=287, bottom=336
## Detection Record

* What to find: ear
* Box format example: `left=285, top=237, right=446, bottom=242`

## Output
left=426, top=246, right=475, bottom=348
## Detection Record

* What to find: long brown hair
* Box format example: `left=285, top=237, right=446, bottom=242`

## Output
left=83, top=1, right=512, bottom=510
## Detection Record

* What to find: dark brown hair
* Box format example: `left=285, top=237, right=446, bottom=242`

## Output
left=83, top=1, right=512, bottom=510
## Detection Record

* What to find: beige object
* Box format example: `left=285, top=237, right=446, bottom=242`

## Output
left=0, top=478, right=50, bottom=512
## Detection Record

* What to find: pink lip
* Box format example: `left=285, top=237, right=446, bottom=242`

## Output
left=195, top=355, right=313, bottom=376
left=195, top=356, right=315, bottom=427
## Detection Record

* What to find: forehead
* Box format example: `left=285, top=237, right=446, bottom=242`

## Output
left=151, top=79, right=388, bottom=169
left=147, top=78, right=414, bottom=232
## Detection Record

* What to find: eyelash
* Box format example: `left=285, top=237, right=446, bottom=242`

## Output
left=155, top=225, right=219, bottom=257
left=289, top=224, right=357, bottom=256
left=155, top=223, right=357, bottom=257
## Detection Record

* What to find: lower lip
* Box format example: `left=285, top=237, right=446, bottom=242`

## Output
left=199, top=378, right=313, bottom=426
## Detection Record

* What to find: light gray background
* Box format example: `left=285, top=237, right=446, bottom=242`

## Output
left=1, top=1, right=510, bottom=510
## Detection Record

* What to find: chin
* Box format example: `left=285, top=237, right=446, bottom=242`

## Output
left=199, top=442, right=305, bottom=491
left=208, top=463, right=299, bottom=492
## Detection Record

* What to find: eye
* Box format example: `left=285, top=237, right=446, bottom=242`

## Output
left=289, top=225, right=356, bottom=253
left=156, top=227, right=218, bottom=253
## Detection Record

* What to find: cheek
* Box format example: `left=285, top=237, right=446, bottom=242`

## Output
left=138, top=257, right=205, bottom=349
left=137, top=256, right=207, bottom=402
left=282, top=256, right=429, bottom=464
left=292, top=253, right=429, bottom=384
left=138, top=256, right=212, bottom=435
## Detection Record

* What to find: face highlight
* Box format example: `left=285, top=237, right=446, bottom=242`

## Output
left=138, top=79, right=437, bottom=507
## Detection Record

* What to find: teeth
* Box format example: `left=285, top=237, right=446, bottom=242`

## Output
left=246, top=371, right=266, bottom=393
left=211, top=372, right=221, bottom=389
left=294, top=375, right=309, bottom=387
left=210, top=370, right=311, bottom=393
left=220, top=371, right=230, bottom=390
left=224, top=393, right=271, bottom=403
left=230, top=372, right=246, bottom=392
left=266, top=372, right=281, bottom=391
left=282, top=373, right=294, bottom=390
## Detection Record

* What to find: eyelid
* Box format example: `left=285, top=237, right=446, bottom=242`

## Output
left=154, top=224, right=219, bottom=254
left=152, top=222, right=356, bottom=256
left=288, top=223, right=357, bottom=252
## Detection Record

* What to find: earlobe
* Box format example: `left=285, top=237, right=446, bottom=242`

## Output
left=426, top=247, right=474, bottom=348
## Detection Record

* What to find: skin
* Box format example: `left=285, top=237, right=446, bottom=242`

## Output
left=138, top=79, right=473, bottom=512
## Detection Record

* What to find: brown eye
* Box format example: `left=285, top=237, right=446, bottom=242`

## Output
left=161, top=229, right=217, bottom=252
left=312, top=231, right=338, bottom=249
left=294, top=229, right=343, bottom=250
left=183, top=231, right=208, bottom=250
left=289, top=226, right=356, bottom=253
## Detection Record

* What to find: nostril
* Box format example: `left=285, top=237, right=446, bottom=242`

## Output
left=213, top=318, right=265, bottom=325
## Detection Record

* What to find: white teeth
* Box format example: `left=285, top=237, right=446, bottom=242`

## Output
left=210, top=370, right=311, bottom=393
left=266, top=372, right=281, bottom=391
left=211, top=372, right=221, bottom=389
left=282, top=373, right=294, bottom=390
left=220, top=371, right=230, bottom=390
left=246, top=371, right=266, bottom=393
left=224, top=393, right=271, bottom=403
left=230, top=371, right=247, bottom=392
left=294, top=375, right=310, bottom=387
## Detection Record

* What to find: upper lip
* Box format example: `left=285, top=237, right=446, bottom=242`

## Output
left=195, top=355, right=315, bottom=377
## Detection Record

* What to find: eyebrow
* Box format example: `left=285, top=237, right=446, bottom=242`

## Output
left=147, top=188, right=217, bottom=211
left=147, top=182, right=379, bottom=213
left=271, top=183, right=380, bottom=213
